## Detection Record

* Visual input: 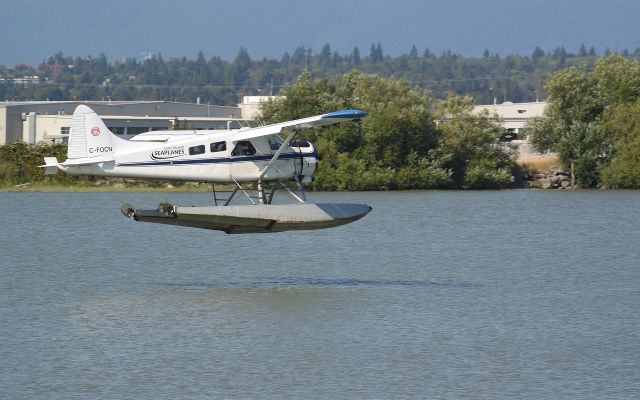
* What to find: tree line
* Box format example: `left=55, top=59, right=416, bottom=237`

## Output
left=2, top=44, right=636, bottom=106
left=2, top=51, right=639, bottom=190
left=527, top=54, right=640, bottom=188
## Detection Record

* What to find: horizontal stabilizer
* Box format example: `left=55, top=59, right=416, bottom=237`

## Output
left=61, top=155, right=115, bottom=166
left=41, top=157, right=59, bottom=175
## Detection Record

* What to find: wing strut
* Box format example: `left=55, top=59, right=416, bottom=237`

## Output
left=256, top=128, right=300, bottom=204
left=258, top=128, right=297, bottom=181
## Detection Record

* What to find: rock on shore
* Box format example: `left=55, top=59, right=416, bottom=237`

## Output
left=522, top=170, right=573, bottom=189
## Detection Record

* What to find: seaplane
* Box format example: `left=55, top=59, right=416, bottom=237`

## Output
left=42, top=105, right=371, bottom=233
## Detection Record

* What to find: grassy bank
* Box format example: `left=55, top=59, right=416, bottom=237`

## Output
left=516, top=154, right=562, bottom=171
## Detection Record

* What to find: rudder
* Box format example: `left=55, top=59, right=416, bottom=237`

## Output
left=67, top=105, right=120, bottom=160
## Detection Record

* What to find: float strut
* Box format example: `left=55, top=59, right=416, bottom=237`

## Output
left=257, top=179, right=265, bottom=204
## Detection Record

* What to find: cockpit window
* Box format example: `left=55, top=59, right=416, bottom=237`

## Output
left=210, top=141, right=227, bottom=152
left=268, top=136, right=283, bottom=151
left=231, top=140, right=256, bottom=156
left=290, top=140, right=311, bottom=148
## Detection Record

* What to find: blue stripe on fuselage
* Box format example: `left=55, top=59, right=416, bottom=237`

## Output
left=116, top=152, right=313, bottom=167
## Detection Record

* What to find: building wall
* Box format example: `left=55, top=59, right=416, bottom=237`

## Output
left=4, top=108, right=24, bottom=143
left=0, top=101, right=245, bottom=145
left=0, top=107, right=5, bottom=144
left=14, top=113, right=253, bottom=143
left=239, top=96, right=283, bottom=119
left=23, top=115, right=71, bottom=143
left=472, top=101, right=547, bottom=135
left=1, top=101, right=241, bottom=118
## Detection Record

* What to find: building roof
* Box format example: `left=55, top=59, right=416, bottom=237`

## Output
left=473, top=101, right=546, bottom=119
left=2, top=100, right=236, bottom=108
left=0, top=100, right=241, bottom=118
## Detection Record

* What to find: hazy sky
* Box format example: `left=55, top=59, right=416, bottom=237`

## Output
left=1, top=0, right=638, bottom=65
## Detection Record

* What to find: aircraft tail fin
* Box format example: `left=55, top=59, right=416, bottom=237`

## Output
left=67, top=105, right=123, bottom=161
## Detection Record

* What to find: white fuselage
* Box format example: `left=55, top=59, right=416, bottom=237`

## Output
left=60, top=129, right=318, bottom=183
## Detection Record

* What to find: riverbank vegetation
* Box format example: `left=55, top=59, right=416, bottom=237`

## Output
left=527, top=54, right=640, bottom=188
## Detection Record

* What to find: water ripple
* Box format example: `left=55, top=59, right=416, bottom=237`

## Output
left=160, top=276, right=481, bottom=290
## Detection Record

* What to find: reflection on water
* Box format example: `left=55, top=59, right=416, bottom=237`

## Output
left=1, top=191, right=639, bottom=399
left=162, top=276, right=482, bottom=289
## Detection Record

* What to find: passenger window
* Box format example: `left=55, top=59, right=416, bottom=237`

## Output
left=210, top=141, right=227, bottom=152
left=231, top=141, right=256, bottom=156
left=188, top=145, right=205, bottom=155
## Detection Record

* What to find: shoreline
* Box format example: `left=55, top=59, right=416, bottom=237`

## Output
left=0, top=183, right=618, bottom=193
left=0, top=182, right=222, bottom=193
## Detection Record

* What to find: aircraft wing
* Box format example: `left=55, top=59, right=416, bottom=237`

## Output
left=231, top=110, right=366, bottom=142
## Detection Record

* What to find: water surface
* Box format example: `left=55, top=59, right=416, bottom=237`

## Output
left=1, top=191, right=638, bottom=399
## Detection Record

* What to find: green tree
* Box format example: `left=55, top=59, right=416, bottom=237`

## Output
left=557, top=120, right=609, bottom=187
left=594, top=54, right=640, bottom=107
left=260, top=71, right=327, bottom=122
left=431, top=96, right=516, bottom=188
left=260, top=71, right=446, bottom=189
left=348, top=73, right=437, bottom=167
left=227, top=47, right=252, bottom=87
left=532, top=46, right=545, bottom=64
left=527, top=54, right=640, bottom=187
left=600, top=100, right=640, bottom=188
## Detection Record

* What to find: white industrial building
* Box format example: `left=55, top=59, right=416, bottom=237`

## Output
left=472, top=101, right=548, bottom=156
left=472, top=101, right=547, bottom=139
left=1, top=98, right=546, bottom=148
left=238, top=96, right=281, bottom=120
left=0, top=100, right=262, bottom=145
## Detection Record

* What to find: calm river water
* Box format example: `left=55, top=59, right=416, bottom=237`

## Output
left=1, top=190, right=638, bottom=399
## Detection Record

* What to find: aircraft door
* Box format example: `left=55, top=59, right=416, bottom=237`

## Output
left=230, top=140, right=259, bottom=180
